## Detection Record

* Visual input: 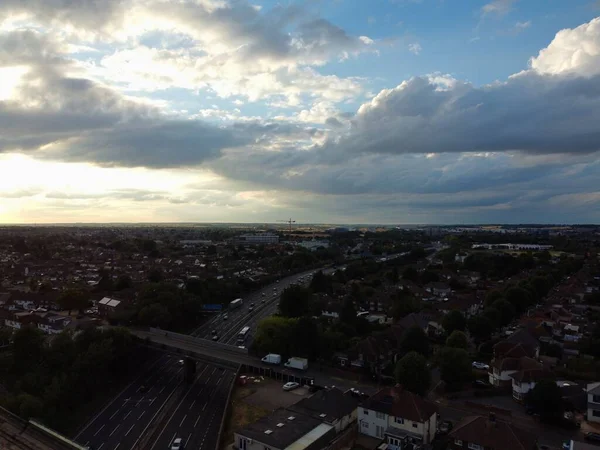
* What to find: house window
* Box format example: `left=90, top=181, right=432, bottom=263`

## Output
left=363, top=409, right=369, bottom=415
left=264, top=447, right=271, bottom=450
left=412, top=423, right=418, bottom=428
left=468, top=444, right=482, bottom=450
left=395, top=417, right=404, bottom=424
left=454, top=439, right=463, bottom=446
left=376, top=425, right=384, bottom=438
left=362, top=422, right=369, bottom=428
left=593, top=410, right=600, bottom=417
left=376, top=412, right=385, bottom=420
left=593, top=395, right=600, bottom=403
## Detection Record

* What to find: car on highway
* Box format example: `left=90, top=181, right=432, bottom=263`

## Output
left=139, top=385, right=148, bottom=393
left=261, top=298, right=265, bottom=303
left=472, top=361, right=489, bottom=370
left=212, top=329, right=217, bottom=335
left=171, top=437, right=183, bottom=450
left=283, top=382, right=300, bottom=391
left=249, top=306, right=254, bottom=311
left=262, top=293, right=266, bottom=297
left=223, top=314, right=228, bottom=320
left=250, top=302, right=254, bottom=307
left=177, top=359, right=184, bottom=366
left=212, top=335, right=219, bottom=341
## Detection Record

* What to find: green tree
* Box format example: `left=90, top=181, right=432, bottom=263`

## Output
left=57, top=289, right=88, bottom=315
left=12, top=326, right=45, bottom=375
left=446, top=330, right=468, bottom=349
left=525, top=379, right=564, bottom=421
left=437, top=347, right=472, bottom=390
left=138, top=303, right=171, bottom=327
left=253, top=316, right=295, bottom=356
left=279, top=285, right=312, bottom=318
left=400, top=326, right=429, bottom=357
left=394, top=352, right=431, bottom=396
left=442, top=310, right=466, bottom=335
left=493, top=299, right=516, bottom=326
left=148, top=268, right=164, bottom=283
left=402, top=267, right=418, bottom=282
left=115, top=274, right=133, bottom=291
left=391, top=291, right=420, bottom=321
left=17, top=393, right=43, bottom=420
left=484, top=290, right=504, bottom=308
left=467, top=315, right=493, bottom=341
left=309, top=270, right=332, bottom=294
left=505, top=286, right=532, bottom=313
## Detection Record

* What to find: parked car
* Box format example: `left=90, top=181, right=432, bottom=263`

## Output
left=171, top=437, right=182, bottom=450
left=283, top=382, right=300, bottom=391
left=473, top=380, right=491, bottom=389
left=472, top=362, right=490, bottom=370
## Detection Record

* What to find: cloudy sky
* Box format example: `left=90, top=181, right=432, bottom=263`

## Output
left=1, top=0, right=600, bottom=224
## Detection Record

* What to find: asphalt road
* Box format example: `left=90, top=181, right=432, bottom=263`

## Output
left=191, top=267, right=320, bottom=345
left=150, top=366, right=235, bottom=450
left=75, top=352, right=186, bottom=450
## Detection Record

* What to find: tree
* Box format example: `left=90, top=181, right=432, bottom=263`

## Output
left=137, top=303, right=171, bottom=328
left=309, top=270, right=332, bottom=294
left=339, top=298, right=357, bottom=326
left=394, top=352, right=431, bottom=396
left=484, top=290, right=504, bottom=308
left=493, top=299, right=516, bottom=326
left=467, top=315, right=492, bottom=341
left=279, top=285, right=312, bottom=318
left=17, top=393, right=43, bottom=420
left=525, top=379, right=564, bottom=421
left=446, top=330, right=468, bottom=349
left=505, top=287, right=532, bottom=313
left=442, top=310, right=466, bottom=335
left=57, top=289, right=88, bottom=315
left=402, top=267, right=418, bottom=282
left=400, top=326, right=429, bottom=357
left=115, top=274, right=133, bottom=291
left=148, top=268, right=164, bottom=283
left=12, top=326, right=45, bottom=375
left=437, top=347, right=472, bottom=390
left=391, top=291, right=420, bottom=321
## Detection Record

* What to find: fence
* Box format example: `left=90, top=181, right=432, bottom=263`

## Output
left=216, top=365, right=240, bottom=450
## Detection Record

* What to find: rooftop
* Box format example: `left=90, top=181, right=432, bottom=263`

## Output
left=361, top=386, right=437, bottom=423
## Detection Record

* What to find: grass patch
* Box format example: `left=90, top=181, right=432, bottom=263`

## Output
left=222, top=386, right=271, bottom=448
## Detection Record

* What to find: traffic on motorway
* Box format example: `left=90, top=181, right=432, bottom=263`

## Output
left=190, top=267, right=322, bottom=347
left=75, top=351, right=234, bottom=450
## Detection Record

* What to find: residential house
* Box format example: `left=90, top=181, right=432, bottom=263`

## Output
left=448, top=414, right=537, bottom=450
left=234, top=407, right=336, bottom=450
left=288, top=387, right=360, bottom=433
left=511, top=368, right=555, bottom=402
left=98, top=297, right=123, bottom=317
left=586, top=382, right=600, bottom=423
left=358, top=386, right=438, bottom=448
left=426, top=282, right=451, bottom=298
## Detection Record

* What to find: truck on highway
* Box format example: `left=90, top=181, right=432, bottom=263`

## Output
left=284, top=357, right=308, bottom=371
left=229, top=298, right=243, bottom=309
left=261, top=353, right=281, bottom=365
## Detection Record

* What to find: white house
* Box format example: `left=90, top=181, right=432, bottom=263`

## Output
left=510, top=368, right=555, bottom=402
left=288, top=387, right=359, bottom=433
left=586, top=382, right=600, bottom=423
left=358, top=386, right=438, bottom=449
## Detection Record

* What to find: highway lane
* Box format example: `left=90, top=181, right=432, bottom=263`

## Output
left=192, top=268, right=320, bottom=345
left=151, top=366, right=235, bottom=450
left=76, top=353, right=186, bottom=450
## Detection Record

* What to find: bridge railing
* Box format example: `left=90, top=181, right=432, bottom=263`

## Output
left=149, top=328, right=248, bottom=355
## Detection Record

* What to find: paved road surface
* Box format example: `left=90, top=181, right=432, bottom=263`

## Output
left=150, top=366, right=234, bottom=450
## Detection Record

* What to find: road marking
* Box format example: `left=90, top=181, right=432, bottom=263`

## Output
left=202, top=402, right=207, bottom=411
left=179, top=414, right=187, bottom=427
left=185, top=433, right=191, bottom=447
left=114, top=444, right=120, bottom=450
left=159, top=386, right=165, bottom=394
left=109, top=424, right=120, bottom=437
left=109, top=408, right=121, bottom=420
left=123, top=411, right=131, bottom=420
left=125, top=424, right=135, bottom=436
left=98, top=444, right=104, bottom=450
left=170, top=432, right=176, bottom=446
left=189, top=400, right=196, bottom=410
left=138, top=410, right=145, bottom=420
left=94, top=424, right=105, bottom=436
left=194, top=414, right=201, bottom=427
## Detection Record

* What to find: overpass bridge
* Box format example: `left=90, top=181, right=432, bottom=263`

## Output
left=132, top=328, right=380, bottom=394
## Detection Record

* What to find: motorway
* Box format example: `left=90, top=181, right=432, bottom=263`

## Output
left=191, top=267, right=319, bottom=346
left=150, top=366, right=234, bottom=450
left=75, top=351, right=234, bottom=450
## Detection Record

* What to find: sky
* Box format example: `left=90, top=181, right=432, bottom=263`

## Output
left=1, top=0, right=600, bottom=225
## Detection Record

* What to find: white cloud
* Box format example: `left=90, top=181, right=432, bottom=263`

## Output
left=408, top=42, right=422, bottom=55
left=529, top=17, right=600, bottom=77
left=481, top=0, right=517, bottom=17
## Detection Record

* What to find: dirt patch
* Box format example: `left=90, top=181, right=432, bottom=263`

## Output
left=222, top=376, right=309, bottom=447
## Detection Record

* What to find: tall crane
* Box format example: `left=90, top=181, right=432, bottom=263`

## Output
left=277, top=218, right=296, bottom=232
